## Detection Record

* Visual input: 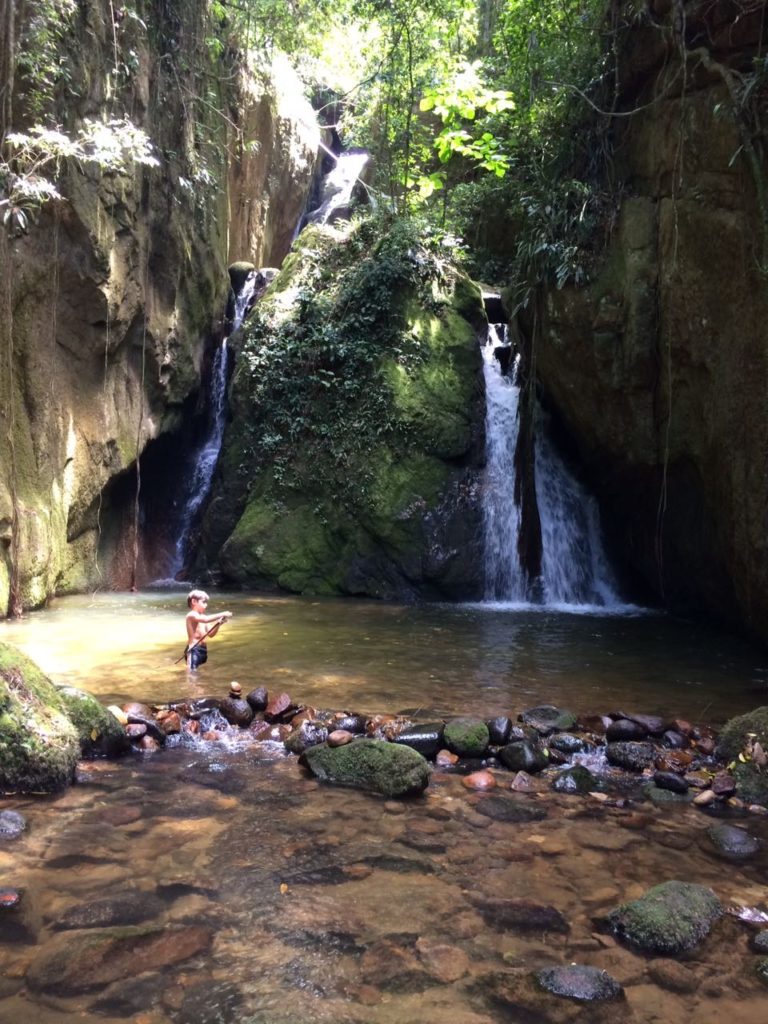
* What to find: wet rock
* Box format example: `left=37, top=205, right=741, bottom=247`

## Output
left=644, top=783, right=692, bottom=806
left=499, top=740, right=548, bottom=773
left=219, top=697, right=254, bottom=728
left=706, top=822, right=762, bottom=861
left=0, top=810, right=26, bottom=839
left=693, top=789, right=717, bottom=807
left=475, top=794, right=547, bottom=822
left=608, top=880, right=722, bottom=954
left=54, top=891, right=164, bottom=930
left=162, top=979, right=244, bottom=1024
left=606, top=719, right=648, bottom=742
left=90, top=971, right=169, bottom=1018
left=249, top=720, right=273, bottom=740
left=655, top=770, right=692, bottom=790
left=711, top=771, right=737, bottom=797
left=757, top=959, right=768, bottom=985
left=0, top=887, right=35, bottom=942
left=534, top=964, right=623, bottom=1001
left=392, top=724, right=445, bottom=758
left=548, top=732, right=585, bottom=754
left=360, top=939, right=430, bottom=991
left=435, top=749, right=459, bottom=766
left=520, top=704, right=578, bottom=735
left=140, top=735, right=163, bottom=752
left=126, top=714, right=166, bottom=744
left=122, top=702, right=153, bottom=719
left=156, top=710, right=182, bottom=735
left=751, top=930, right=768, bottom=953
left=58, top=686, right=130, bottom=758
left=655, top=749, right=694, bottom=773
left=246, top=687, right=268, bottom=711
left=444, top=718, right=490, bottom=757
left=284, top=720, right=329, bottom=755
left=462, top=770, right=496, bottom=790
left=126, top=723, right=148, bottom=740
left=552, top=765, right=598, bottom=794
left=661, top=730, right=688, bottom=749
left=510, top=771, right=534, bottom=792
left=695, top=736, right=716, bottom=755
left=26, top=924, right=213, bottom=994
left=415, top=937, right=470, bottom=982
left=605, top=741, right=656, bottom=771
left=627, top=713, right=665, bottom=735
left=331, top=713, right=367, bottom=734
left=647, top=959, right=699, bottom=994
left=265, top=692, right=296, bottom=722
left=327, top=729, right=354, bottom=747
left=487, top=716, right=513, bottom=745
left=471, top=894, right=569, bottom=933
left=300, top=738, right=430, bottom=797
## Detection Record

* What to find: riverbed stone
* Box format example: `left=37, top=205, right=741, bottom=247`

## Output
left=246, top=687, right=268, bottom=711
left=474, top=794, right=547, bottom=823
left=0, top=642, right=80, bottom=793
left=498, top=740, right=549, bottom=773
left=444, top=718, right=490, bottom=757
left=54, top=891, right=165, bottom=930
left=360, top=939, right=430, bottom=991
left=415, top=936, right=470, bottom=982
left=605, top=741, right=656, bottom=771
left=534, top=964, right=623, bottom=1001
left=472, top=894, right=569, bottom=933
left=0, top=810, right=26, bottom=839
left=607, top=881, right=722, bottom=954
left=392, top=723, right=445, bottom=758
left=552, top=765, right=598, bottom=794
left=284, top=720, right=329, bottom=755
left=751, top=930, right=768, bottom=953
left=647, top=959, right=699, bottom=994
left=705, top=822, right=762, bottom=861
left=57, top=686, right=130, bottom=758
left=300, top=738, right=430, bottom=797
left=548, top=732, right=585, bottom=754
left=265, top=692, right=296, bottom=722
left=487, top=716, right=513, bottom=745
left=26, top=924, right=213, bottom=994
left=519, top=705, right=578, bottom=735
left=219, top=697, right=254, bottom=727
left=606, top=718, right=648, bottom=742
left=652, top=771, right=689, bottom=793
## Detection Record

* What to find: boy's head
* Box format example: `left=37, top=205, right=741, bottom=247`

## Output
left=187, top=589, right=209, bottom=609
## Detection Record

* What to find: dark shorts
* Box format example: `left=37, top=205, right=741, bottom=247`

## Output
left=186, top=643, right=208, bottom=670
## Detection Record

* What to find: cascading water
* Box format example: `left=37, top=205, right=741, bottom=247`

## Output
left=481, top=317, right=623, bottom=608
left=305, top=149, right=369, bottom=226
left=170, top=272, right=258, bottom=577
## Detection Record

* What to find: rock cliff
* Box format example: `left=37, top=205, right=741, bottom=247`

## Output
left=0, top=0, right=318, bottom=613
left=536, top=0, right=768, bottom=638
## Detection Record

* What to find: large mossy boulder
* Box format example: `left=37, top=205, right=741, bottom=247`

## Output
left=607, top=881, right=722, bottom=954
left=0, top=642, right=80, bottom=793
left=716, top=707, right=768, bottom=806
left=299, top=738, right=430, bottom=797
left=204, top=219, right=486, bottom=600
left=56, top=686, right=130, bottom=758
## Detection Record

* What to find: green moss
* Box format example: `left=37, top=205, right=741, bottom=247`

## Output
left=57, top=686, right=130, bottom=758
left=717, top=707, right=768, bottom=760
left=301, top=738, right=430, bottom=797
left=444, top=718, right=490, bottom=757
left=608, top=881, right=722, bottom=954
left=0, top=641, right=79, bottom=793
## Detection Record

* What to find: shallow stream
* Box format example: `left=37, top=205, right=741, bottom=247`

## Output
left=2, top=592, right=768, bottom=1023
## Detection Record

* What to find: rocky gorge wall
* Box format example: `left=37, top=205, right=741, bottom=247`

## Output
left=0, top=0, right=318, bottom=613
left=535, top=0, right=768, bottom=639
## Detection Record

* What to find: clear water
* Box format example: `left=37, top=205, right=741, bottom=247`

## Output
left=2, top=593, right=768, bottom=1024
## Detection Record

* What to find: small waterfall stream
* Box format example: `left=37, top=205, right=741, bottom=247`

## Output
left=482, top=317, right=622, bottom=608
left=170, top=273, right=257, bottom=577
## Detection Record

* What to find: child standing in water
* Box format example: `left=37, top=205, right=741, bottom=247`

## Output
left=185, top=589, right=233, bottom=670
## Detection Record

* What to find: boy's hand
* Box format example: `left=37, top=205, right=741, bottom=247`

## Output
left=221, top=611, right=233, bottom=620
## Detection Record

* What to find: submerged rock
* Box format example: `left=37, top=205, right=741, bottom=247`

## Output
left=498, top=739, right=548, bottom=773
left=0, top=810, right=27, bottom=839
left=54, top=891, right=164, bottom=930
left=606, top=741, right=656, bottom=771
left=300, top=738, right=430, bottom=797
left=519, top=705, right=578, bottom=735
left=608, top=881, right=722, bottom=954
left=472, top=895, right=569, bottom=933
left=534, top=964, right=623, bottom=1001
left=474, top=795, right=547, bottom=823
left=706, top=822, right=762, bottom=861
left=552, top=765, right=598, bottom=794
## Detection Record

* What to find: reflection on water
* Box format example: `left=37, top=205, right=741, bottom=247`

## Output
left=2, top=591, right=766, bottom=722
left=2, top=592, right=768, bottom=1023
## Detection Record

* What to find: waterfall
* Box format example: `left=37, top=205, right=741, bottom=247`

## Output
left=305, top=150, right=369, bottom=226
left=170, top=272, right=257, bottom=578
left=481, top=319, right=622, bottom=608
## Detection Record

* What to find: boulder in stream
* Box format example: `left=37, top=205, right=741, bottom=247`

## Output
left=57, top=686, right=130, bottom=758
left=444, top=717, right=490, bottom=757
left=607, top=880, right=722, bottom=954
left=300, top=738, right=430, bottom=797
left=0, top=641, right=80, bottom=793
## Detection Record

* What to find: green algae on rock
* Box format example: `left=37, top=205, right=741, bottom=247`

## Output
left=299, top=738, right=430, bottom=797
left=608, top=880, right=722, bottom=954
left=444, top=717, right=490, bottom=758
left=716, top=707, right=768, bottom=806
left=56, top=686, right=130, bottom=759
left=0, top=641, right=80, bottom=793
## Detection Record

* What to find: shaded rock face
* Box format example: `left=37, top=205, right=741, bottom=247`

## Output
left=535, top=2, right=768, bottom=639
left=0, top=1, right=318, bottom=612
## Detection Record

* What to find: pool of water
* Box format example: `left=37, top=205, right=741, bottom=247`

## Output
left=2, top=592, right=768, bottom=1024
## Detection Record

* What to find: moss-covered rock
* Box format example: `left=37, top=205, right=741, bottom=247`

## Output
left=608, top=881, right=722, bottom=954
left=0, top=642, right=79, bottom=793
left=552, top=765, right=599, bottom=794
left=716, top=707, right=768, bottom=806
left=444, top=718, right=490, bottom=758
left=299, top=738, right=430, bottom=797
left=207, top=218, right=485, bottom=600
left=56, top=686, right=130, bottom=759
